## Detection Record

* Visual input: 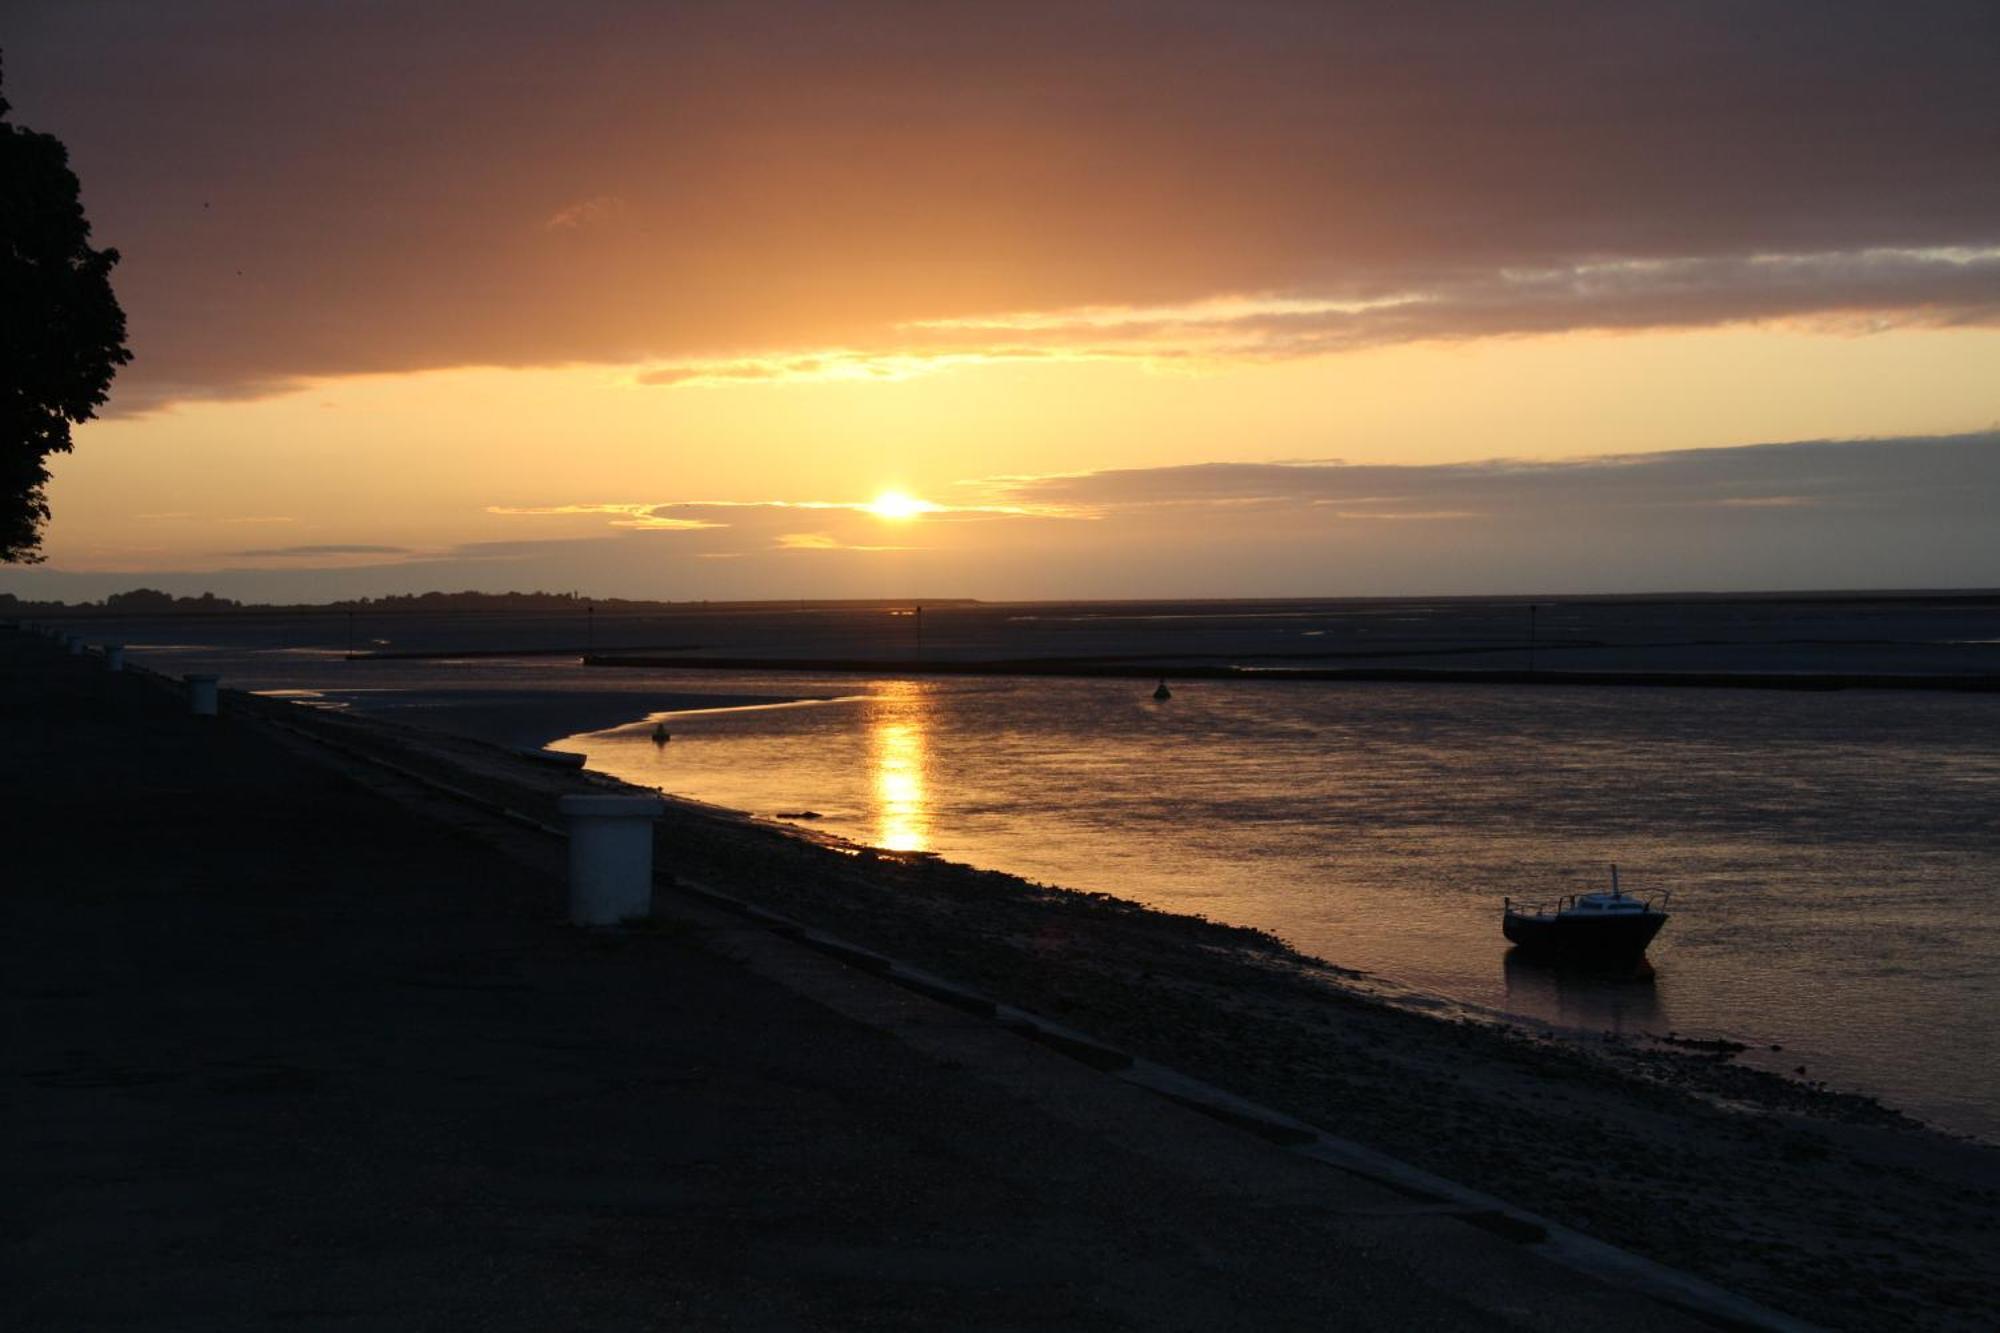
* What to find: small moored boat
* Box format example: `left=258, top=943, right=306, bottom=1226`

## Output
left=1503, top=865, right=1668, bottom=966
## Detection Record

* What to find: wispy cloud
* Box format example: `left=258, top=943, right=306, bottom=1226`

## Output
left=482, top=494, right=998, bottom=560
left=635, top=245, right=2000, bottom=388
left=774, top=532, right=920, bottom=552
left=472, top=436, right=2000, bottom=558
left=543, top=195, right=626, bottom=231
left=607, top=515, right=727, bottom=530
left=24, top=432, right=2000, bottom=596
left=1710, top=496, right=1820, bottom=509
left=230, top=543, right=414, bottom=557
left=486, top=497, right=1049, bottom=527
left=989, top=432, right=2000, bottom=523
left=633, top=349, right=1079, bottom=389
left=485, top=503, right=660, bottom=518
left=1320, top=510, right=1481, bottom=522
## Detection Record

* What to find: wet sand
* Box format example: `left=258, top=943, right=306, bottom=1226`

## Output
left=627, top=827, right=2000, bottom=1330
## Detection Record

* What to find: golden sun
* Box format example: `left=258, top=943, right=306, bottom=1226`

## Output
left=864, top=490, right=934, bottom=520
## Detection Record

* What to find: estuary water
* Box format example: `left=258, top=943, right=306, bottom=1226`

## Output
left=556, top=672, right=2000, bottom=1141
left=82, top=596, right=2000, bottom=1140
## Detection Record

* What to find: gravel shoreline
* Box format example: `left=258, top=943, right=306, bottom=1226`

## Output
left=258, top=694, right=2000, bottom=1331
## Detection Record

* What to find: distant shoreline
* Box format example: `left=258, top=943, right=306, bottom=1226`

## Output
left=12, top=586, right=2000, bottom=619
left=583, top=653, right=2000, bottom=692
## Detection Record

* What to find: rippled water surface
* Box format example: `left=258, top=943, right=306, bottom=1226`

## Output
left=558, top=674, right=2000, bottom=1140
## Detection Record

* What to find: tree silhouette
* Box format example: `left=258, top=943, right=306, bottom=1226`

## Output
left=1, top=52, right=131, bottom=563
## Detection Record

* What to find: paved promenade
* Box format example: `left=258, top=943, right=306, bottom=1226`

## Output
left=1, top=632, right=1702, bottom=1330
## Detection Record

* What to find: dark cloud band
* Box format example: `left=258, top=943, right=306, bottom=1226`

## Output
left=7, top=1, right=1996, bottom=406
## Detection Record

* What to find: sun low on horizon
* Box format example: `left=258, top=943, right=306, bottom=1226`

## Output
left=2, top=3, right=1997, bottom=604
left=864, top=491, right=937, bottom=522
left=9, top=9, right=2000, bottom=1327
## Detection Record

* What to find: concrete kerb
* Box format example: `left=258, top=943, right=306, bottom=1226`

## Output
left=244, top=701, right=1816, bottom=1333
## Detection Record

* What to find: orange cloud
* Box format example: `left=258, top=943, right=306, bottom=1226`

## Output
left=775, top=532, right=921, bottom=553
left=22, top=4, right=1993, bottom=410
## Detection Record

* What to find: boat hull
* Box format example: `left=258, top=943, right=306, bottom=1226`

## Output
left=1502, top=911, right=1666, bottom=965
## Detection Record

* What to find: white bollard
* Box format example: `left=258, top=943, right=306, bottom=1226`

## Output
left=186, top=673, right=220, bottom=716
left=103, top=644, right=126, bottom=672
left=559, top=794, right=664, bottom=925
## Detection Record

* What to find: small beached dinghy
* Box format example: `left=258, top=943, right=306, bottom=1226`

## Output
left=1502, top=865, right=1668, bottom=965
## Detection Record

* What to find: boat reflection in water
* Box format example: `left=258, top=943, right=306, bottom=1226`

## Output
left=869, top=682, right=931, bottom=853
left=1502, top=950, right=1665, bottom=1038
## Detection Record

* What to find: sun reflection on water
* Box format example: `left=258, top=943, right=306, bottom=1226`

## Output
left=870, top=685, right=930, bottom=852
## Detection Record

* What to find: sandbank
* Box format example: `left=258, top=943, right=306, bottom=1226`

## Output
left=305, top=686, right=811, bottom=751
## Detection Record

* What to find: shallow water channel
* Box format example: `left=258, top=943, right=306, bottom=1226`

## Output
left=557, top=671, right=2000, bottom=1141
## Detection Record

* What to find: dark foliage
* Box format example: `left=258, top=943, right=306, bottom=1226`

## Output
left=1, top=53, right=131, bottom=562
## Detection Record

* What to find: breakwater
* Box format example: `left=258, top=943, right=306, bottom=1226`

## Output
left=584, top=653, right=2000, bottom=691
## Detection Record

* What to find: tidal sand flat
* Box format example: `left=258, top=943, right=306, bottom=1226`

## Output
left=95, top=633, right=819, bottom=752
left=305, top=687, right=816, bottom=752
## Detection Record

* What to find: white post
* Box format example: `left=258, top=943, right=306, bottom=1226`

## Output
left=558, top=794, right=664, bottom=925
left=102, top=644, right=126, bottom=672
left=186, top=673, right=220, bottom=716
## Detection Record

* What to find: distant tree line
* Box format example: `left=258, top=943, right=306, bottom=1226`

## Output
left=2, top=588, right=978, bottom=616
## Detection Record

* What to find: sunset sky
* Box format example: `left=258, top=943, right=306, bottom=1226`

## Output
left=5, top=1, right=1999, bottom=601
